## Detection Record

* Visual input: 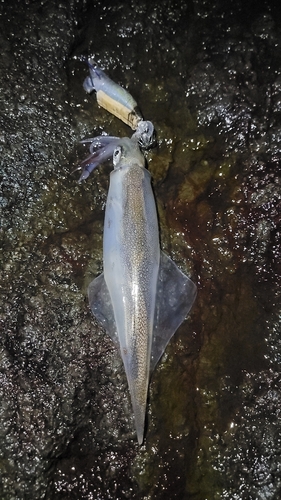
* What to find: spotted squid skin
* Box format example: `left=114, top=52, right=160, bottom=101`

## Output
left=103, top=139, right=160, bottom=444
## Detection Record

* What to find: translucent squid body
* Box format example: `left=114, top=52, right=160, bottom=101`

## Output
left=86, top=137, right=197, bottom=444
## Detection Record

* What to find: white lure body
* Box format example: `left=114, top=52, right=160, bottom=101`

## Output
left=83, top=61, right=142, bottom=130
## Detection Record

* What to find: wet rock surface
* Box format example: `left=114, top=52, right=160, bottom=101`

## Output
left=1, top=0, right=281, bottom=498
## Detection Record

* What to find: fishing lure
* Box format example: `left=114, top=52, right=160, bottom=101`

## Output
left=82, top=59, right=155, bottom=149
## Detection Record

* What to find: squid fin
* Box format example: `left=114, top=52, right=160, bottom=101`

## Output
left=88, top=273, right=119, bottom=348
left=151, top=252, right=197, bottom=372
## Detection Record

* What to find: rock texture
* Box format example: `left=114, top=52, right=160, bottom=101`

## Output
left=1, top=0, right=281, bottom=498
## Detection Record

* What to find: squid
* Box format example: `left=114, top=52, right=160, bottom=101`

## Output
left=86, top=136, right=197, bottom=444
left=78, top=122, right=155, bottom=182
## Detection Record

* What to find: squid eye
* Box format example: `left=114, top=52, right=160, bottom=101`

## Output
left=113, top=146, right=122, bottom=166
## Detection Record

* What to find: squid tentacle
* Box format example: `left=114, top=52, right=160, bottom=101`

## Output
left=78, top=136, right=121, bottom=182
